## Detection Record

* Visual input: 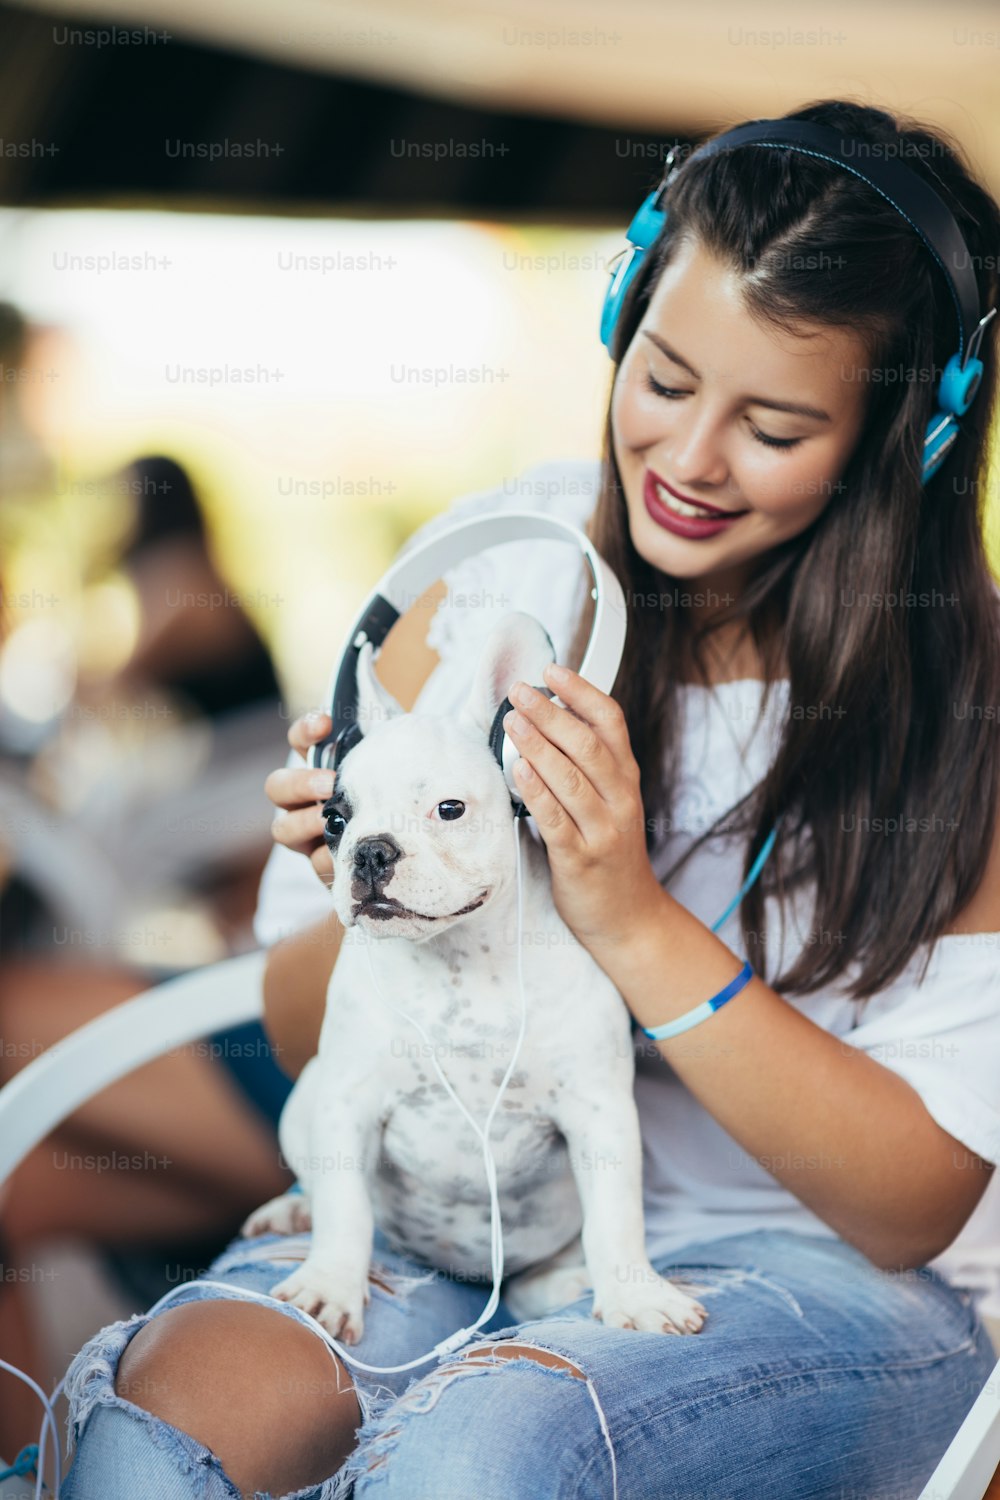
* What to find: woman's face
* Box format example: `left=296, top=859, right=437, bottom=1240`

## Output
left=611, top=234, right=872, bottom=600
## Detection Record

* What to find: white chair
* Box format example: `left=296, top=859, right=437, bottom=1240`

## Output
left=0, top=948, right=997, bottom=1498
left=0, top=950, right=265, bottom=1192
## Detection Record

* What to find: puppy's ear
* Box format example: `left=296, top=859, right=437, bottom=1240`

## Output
left=354, top=639, right=406, bottom=737
left=458, top=612, right=556, bottom=740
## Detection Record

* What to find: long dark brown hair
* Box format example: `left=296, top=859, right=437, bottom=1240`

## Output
left=568, top=98, right=1000, bottom=1003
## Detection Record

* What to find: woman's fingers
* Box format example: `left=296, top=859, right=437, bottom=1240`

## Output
left=270, top=802, right=336, bottom=887
left=289, top=709, right=333, bottom=760
left=268, top=712, right=336, bottom=813
left=310, top=844, right=335, bottom=882
left=271, top=803, right=330, bottom=857
left=261, top=711, right=339, bottom=887
left=265, top=764, right=336, bottom=813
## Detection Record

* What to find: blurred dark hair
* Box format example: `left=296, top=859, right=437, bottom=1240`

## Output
left=569, top=98, right=1000, bottom=1004
left=120, top=455, right=206, bottom=560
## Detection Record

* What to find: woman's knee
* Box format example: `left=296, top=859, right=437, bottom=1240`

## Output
left=347, top=1341, right=601, bottom=1499
left=115, top=1300, right=362, bottom=1497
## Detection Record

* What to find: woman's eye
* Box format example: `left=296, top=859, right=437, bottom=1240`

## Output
left=436, top=801, right=466, bottom=821
left=748, top=426, right=803, bottom=451
left=644, top=371, right=803, bottom=452
left=644, top=371, right=685, bottom=399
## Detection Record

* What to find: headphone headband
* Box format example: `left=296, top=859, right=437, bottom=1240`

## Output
left=671, top=119, right=985, bottom=368
left=308, top=511, right=628, bottom=814
left=601, top=115, right=998, bottom=482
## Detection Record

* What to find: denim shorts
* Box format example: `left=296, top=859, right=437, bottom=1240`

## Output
left=59, top=1223, right=998, bottom=1500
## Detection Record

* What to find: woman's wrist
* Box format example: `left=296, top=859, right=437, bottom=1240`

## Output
left=590, top=885, right=746, bottom=1032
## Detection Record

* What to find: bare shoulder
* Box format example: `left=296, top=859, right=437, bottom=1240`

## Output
left=941, top=782, right=1000, bottom=936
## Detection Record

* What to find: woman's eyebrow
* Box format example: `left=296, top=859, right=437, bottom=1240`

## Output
left=641, top=331, right=832, bottom=422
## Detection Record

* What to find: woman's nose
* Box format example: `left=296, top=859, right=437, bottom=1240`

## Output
left=667, top=403, right=730, bottom=487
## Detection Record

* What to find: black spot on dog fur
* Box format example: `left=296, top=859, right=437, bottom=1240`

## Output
left=493, top=1067, right=526, bottom=1088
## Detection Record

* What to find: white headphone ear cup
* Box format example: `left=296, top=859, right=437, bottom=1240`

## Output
left=488, top=696, right=519, bottom=797
left=490, top=686, right=555, bottom=805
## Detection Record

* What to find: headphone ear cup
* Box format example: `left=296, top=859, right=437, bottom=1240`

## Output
left=921, top=342, right=988, bottom=482
left=601, top=247, right=643, bottom=353
left=600, top=190, right=667, bottom=354
left=488, top=696, right=517, bottom=790
left=488, top=687, right=555, bottom=812
left=938, top=351, right=983, bottom=416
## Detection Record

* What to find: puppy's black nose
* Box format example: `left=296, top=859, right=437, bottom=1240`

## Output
left=353, top=835, right=403, bottom=888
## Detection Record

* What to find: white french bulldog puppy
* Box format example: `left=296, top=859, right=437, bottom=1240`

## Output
left=243, top=612, right=707, bottom=1343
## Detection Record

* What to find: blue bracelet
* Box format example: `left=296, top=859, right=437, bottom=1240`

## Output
left=641, top=959, right=755, bottom=1040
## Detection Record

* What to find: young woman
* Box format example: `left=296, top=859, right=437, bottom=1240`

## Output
left=58, top=98, right=1000, bottom=1500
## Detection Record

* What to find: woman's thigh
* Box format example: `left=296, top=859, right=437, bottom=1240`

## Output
left=61, top=1225, right=521, bottom=1500
left=341, top=1228, right=999, bottom=1500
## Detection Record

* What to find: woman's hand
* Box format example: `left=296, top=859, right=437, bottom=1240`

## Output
left=502, top=663, right=663, bottom=954
left=265, top=711, right=337, bottom=884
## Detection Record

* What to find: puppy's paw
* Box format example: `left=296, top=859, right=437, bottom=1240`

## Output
left=270, top=1259, right=370, bottom=1344
left=592, top=1267, right=708, bottom=1336
left=241, top=1192, right=313, bottom=1239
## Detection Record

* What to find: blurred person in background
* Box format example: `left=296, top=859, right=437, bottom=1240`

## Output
left=0, top=435, right=296, bottom=1460
left=107, top=453, right=286, bottom=945
left=116, top=454, right=280, bottom=719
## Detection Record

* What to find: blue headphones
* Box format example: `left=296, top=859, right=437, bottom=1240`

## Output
left=600, top=118, right=997, bottom=484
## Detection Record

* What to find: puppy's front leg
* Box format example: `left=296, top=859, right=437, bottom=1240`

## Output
left=555, top=1089, right=708, bottom=1336
left=271, top=1084, right=381, bottom=1345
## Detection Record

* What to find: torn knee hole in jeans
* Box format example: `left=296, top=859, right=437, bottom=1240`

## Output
left=455, top=1341, right=587, bottom=1377
left=350, top=1340, right=588, bottom=1477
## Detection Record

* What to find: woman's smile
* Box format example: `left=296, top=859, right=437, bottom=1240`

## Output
left=643, top=466, right=752, bottom=540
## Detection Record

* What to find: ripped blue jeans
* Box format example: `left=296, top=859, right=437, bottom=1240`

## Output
left=60, top=1224, right=997, bottom=1500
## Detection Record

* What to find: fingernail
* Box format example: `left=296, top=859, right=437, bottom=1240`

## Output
left=304, top=708, right=330, bottom=725
left=311, top=772, right=335, bottom=797
left=545, top=663, right=569, bottom=684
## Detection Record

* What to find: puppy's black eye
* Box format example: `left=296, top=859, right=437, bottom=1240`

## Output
left=437, top=800, right=465, bottom=821
left=322, top=796, right=350, bottom=851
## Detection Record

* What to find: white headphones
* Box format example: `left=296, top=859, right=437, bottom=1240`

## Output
left=307, top=510, right=628, bottom=814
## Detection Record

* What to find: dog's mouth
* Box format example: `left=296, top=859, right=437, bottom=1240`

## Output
left=354, top=890, right=489, bottom=923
